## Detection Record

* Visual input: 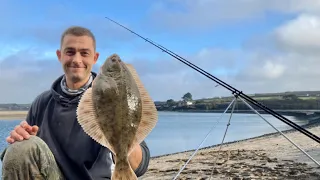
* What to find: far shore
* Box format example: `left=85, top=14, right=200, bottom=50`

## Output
left=0, top=109, right=317, bottom=120
left=0, top=111, right=28, bottom=120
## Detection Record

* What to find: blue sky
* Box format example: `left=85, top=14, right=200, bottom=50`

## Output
left=1, top=0, right=320, bottom=103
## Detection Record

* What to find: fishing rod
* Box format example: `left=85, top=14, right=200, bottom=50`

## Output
left=104, top=17, right=320, bottom=144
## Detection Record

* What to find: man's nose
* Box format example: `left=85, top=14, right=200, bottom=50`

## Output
left=72, top=52, right=82, bottom=63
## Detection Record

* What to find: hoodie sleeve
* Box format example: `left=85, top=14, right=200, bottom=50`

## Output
left=134, top=140, right=151, bottom=177
left=25, top=96, right=40, bottom=125
left=26, top=90, right=51, bottom=126
left=25, top=102, right=36, bottom=125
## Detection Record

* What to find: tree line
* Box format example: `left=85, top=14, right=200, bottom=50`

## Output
left=156, top=92, right=320, bottom=111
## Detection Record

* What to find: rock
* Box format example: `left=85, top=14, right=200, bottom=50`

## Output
left=196, top=177, right=207, bottom=180
left=230, top=169, right=239, bottom=173
left=233, top=164, right=242, bottom=169
left=232, top=177, right=242, bottom=180
left=241, top=172, right=251, bottom=177
left=212, top=168, right=220, bottom=174
left=256, top=168, right=264, bottom=173
left=288, top=170, right=299, bottom=176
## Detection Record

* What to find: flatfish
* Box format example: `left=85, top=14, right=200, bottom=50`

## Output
left=76, top=54, right=158, bottom=180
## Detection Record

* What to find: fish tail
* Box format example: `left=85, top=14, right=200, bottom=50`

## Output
left=111, top=162, right=137, bottom=180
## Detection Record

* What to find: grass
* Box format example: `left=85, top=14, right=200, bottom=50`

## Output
left=252, top=96, right=318, bottom=100
left=299, top=97, right=318, bottom=100
left=252, top=97, right=282, bottom=100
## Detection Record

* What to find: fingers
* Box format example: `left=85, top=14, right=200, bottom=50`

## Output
left=20, top=120, right=32, bottom=132
left=10, top=128, right=24, bottom=141
left=30, top=125, right=39, bottom=135
left=19, top=120, right=39, bottom=135
left=6, top=136, right=15, bottom=144
left=14, top=125, right=30, bottom=139
left=6, top=121, right=38, bottom=144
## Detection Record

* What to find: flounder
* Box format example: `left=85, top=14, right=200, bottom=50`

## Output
left=76, top=54, right=158, bottom=180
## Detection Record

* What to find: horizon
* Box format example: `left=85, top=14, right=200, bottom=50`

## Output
left=2, top=89, right=320, bottom=104
left=1, top=1, right=320, bottom=103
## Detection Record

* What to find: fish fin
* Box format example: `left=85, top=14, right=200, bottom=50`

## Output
left=76, top=87, right=116, bottom=154
left=125, top=63, right=158, bottom=154
left=112, top=162, right=137, bottom=180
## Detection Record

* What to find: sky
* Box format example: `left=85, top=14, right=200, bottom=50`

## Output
left=1, top=0, right=320, bottom=103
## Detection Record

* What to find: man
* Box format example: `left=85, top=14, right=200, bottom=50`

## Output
left=0, top=26, right=150, bottom=180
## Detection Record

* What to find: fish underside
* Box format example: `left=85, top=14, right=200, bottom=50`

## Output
left=76, top=54, right=158, bottom=180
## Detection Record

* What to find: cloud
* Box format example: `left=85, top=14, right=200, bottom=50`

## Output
left=127, top=48, right=245, bottom=76
left=0, top=1, right=134, bottom=49
left=0, top=45, right=244, bottom=103
left=232, top=13, right=320, bottom=93
left=3, top=0, right=320, bottom=104
left=0, top=48, right=99, bottom=103
left=147, top=0, right=320, bottom=31
left=130, top=12, right=320, bottom=101
left=2, top=31, right=320, bottom=104
left=273, top=13, right=320, bottom=54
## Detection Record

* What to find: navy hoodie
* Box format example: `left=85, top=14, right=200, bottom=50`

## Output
left=26, top=72, right=150, bottom=180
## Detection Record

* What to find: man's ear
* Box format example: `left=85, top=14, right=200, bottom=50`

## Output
left=94, top=52, right=100, bottom=64
left=56, top=49, right=62, bottom=62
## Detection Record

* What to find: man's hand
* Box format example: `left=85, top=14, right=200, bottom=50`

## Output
left=112, top=144, right=143, bottom=171
left=128, top=144, right=143, bottom=170
left=6, top=120, right=39, bottom=144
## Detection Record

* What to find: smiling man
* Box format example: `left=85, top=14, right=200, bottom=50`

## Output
left=0, top=26, right=150, bottom=180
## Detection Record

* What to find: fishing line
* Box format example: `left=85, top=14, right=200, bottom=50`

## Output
left=208, top=97, right=237, bottom=180
left=104, top=16, right=320, bottom=144
left=239, top=96, right=320, bottom=167
left=172, top=97, right=237, bottom=180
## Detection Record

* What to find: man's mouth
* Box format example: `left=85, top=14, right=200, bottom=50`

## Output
left=68, top=66, right=86, bottom=68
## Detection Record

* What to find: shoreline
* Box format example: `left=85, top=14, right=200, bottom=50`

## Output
left=0, top=111, right=28, bottom=120
left=158, top=109, right=320, bottom=118
left=142, top=121, right=320, bottom=179
left=150, top=117, right=320, bottom=159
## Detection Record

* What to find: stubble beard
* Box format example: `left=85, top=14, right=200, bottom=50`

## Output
left=70, top=71, right=90, bottom=84
left=66, top=67, right=90, bottom=84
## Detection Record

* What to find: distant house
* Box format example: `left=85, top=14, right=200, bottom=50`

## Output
left=178, top=100, right=193, bottom=106
left=186, top=101, right=193, bottom=105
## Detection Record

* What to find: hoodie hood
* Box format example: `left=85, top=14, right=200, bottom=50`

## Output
left=50, top=72, right=97, bottom=106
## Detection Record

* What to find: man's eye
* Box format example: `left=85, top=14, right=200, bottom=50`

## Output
left=66, top=51, right=74, bottom=55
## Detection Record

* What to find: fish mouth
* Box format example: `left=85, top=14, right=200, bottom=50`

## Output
left=118, top=61, right=127, bottom=70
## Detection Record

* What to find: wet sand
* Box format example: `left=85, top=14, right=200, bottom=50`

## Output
left=0, top=111, right=28, bottom=120
left=141, top=124, right=320, bottom=180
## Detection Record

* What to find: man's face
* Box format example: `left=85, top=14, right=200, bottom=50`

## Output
left=56, top=35, right=99, bottom=83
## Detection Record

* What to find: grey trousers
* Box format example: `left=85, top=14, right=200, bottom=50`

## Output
left=0, top=135, right=64, bottom=180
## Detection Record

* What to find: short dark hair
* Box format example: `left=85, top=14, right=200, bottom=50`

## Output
left=60, top=26, right=96, bottom=50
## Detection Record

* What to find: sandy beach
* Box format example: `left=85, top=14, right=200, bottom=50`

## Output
left=140, top=124, right=320, bottom=180
left=0, top=111, right=28, bottom=120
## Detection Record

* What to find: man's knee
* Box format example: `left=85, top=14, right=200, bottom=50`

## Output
left=1, top=135, right=48, bottom=165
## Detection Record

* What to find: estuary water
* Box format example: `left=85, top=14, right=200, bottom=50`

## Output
left=0, top=111, right=309, bottom=174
